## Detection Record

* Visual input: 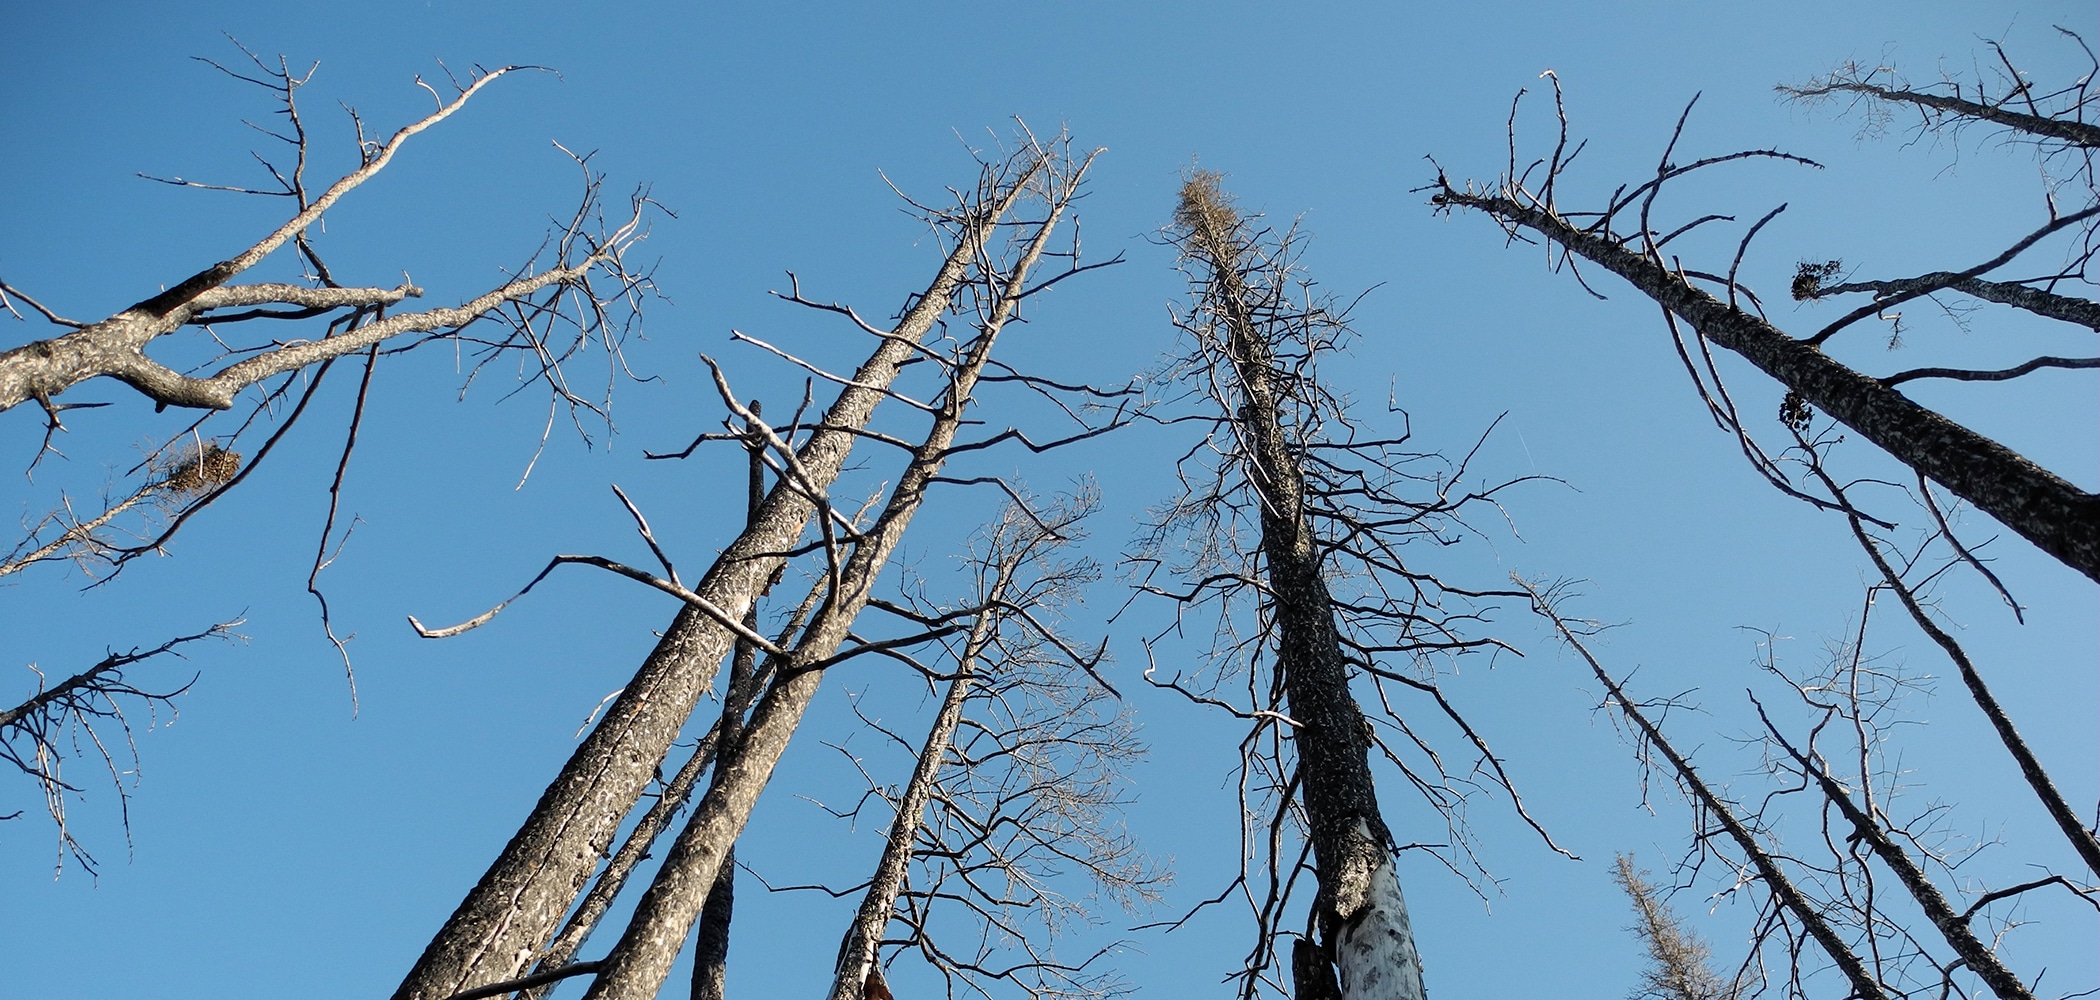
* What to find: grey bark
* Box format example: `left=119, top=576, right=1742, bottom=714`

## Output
left=2, top=271, right=621, bottom=412
left=0, top=68, right=554, bottom=413
left=519, top=586, right=820, bottom=1000
left=691, top=413, right=771, bottom=1000
left=824, top=589, right=997, bottom=1000
left=1781, top=79, right=2100, bottom=149
left=1797, top=454, right=2100, bottom=877
left=390, top=169, right=1038, bottom=1000
left=1757, top=709, right=2034, bottom=1000
left=1815, top=274, right=2100, bottom=332
left=1435, top=190, right=2100, bottom=583
left=688, top=862, right=733, bottom=1000
left=575, top=160, right=1080, bottom=1000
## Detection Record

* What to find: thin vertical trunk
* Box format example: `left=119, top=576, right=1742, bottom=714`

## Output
left=392, top=170, right=1038, bottom=1000
left=825, top=598, right=1001, bottom=1000
left=1527, top=586, right=1892, bottom=1000
left=691, top=413, right=771, bottom=1000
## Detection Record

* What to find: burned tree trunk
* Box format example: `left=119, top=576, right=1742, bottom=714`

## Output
left=1430, top=58, right=2100, bottom=582
left=1174, top=175, right=1425, bottom=1000
left=1431, top=186, right=2100, bottom=582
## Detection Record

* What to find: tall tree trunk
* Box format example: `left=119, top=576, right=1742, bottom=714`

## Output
left=391, top=170, right=1038, bottom=1000
left=576, top=161, right=1082, bottom=1000
left=1433, top=189, right=2100, bottom=584
left=1182, top=182, right=1426, bottom=1000
left=691, top=412, right=771, bottom=1000
left=519, top=584, right=820, bottom=1000
left=825, top=598, right=996, bottom=1000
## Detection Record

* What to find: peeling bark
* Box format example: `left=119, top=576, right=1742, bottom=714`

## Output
left=1332, top=830, right=1425, bottom=1000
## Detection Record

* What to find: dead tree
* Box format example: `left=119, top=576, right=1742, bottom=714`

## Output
left=1439, top=37, right=2098, bottom=998
left=814, top=490, right=1161, bottom=1000
left=1613, top=856, right=1738, bottom=1000
left=0, top=45, right=650, bottom=869
left=688, top=407, right=769, bottom=1000
left=0, top=621, right=241, bottom=875
left=575, top=137, right=1099, bottom=1000
left=397, top=133, right=1109, bottom=1000
left=1139, top=173, right=1560, bottom=1000
left=0, top=48, right=650, bottom=569
left=1428, top=36, right=2100, bottom=582
left=1527, top=561, right=2095, bottom=1000
left=1431, top=22, right=2098, bottom=874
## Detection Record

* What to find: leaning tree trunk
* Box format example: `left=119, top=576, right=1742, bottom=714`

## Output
left=1185, top=188, right=1426, bottom=1000
left=825, top=592, right=999, bottom=1000
left=390, top=169, right=1038, bottom=1000
left=573, top=167, right=1080, bottom=1000
left=1434, top=190, right=2100, bottom=584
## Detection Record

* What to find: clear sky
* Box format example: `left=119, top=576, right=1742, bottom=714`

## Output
left=2, top=2, right=2093, bottom=999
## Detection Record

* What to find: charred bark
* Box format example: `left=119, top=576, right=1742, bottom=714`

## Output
left=1178, top=176, right=1426, bottom=1000
left=1433, top=188, right=2100, bottom=583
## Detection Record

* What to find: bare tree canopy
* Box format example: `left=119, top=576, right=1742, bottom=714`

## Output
left=1435, top=28, right=2098, bottom=1000
left=6, top=12, right=2092, bottom=1000
left=1, top=44, right=655, bottom=876
left=1137, top=171, right=1565, bottom=1000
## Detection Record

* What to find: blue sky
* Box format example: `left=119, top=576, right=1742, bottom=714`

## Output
left=2, top=2, right=2094, bottom=998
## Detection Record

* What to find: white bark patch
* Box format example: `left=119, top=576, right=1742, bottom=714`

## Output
left=1335, top=844, right=1425, bottom=1000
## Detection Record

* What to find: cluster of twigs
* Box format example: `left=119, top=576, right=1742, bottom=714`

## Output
left=1428, top=38, right=2099, bottom=581
left=774, top=492, right=1165, bottom=1000
left=0, top=621, right=240, bottom=876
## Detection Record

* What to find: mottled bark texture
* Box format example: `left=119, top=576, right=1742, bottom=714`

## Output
left=1178, top=176, right=1426, bottom=1000
left=688, top=863, right=732, bottom=1000
left=1812, top=274, right=2100, bottom=332
left=391, top=169, right=1038, bottom=1000
left=520, top=585, right=820, bottom=1000
left=1435, top=190, right=2100, bottom=583
left=575, top=150, right=1084, bottom=1000
left=1779, top=77, right=2100, bottom=149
